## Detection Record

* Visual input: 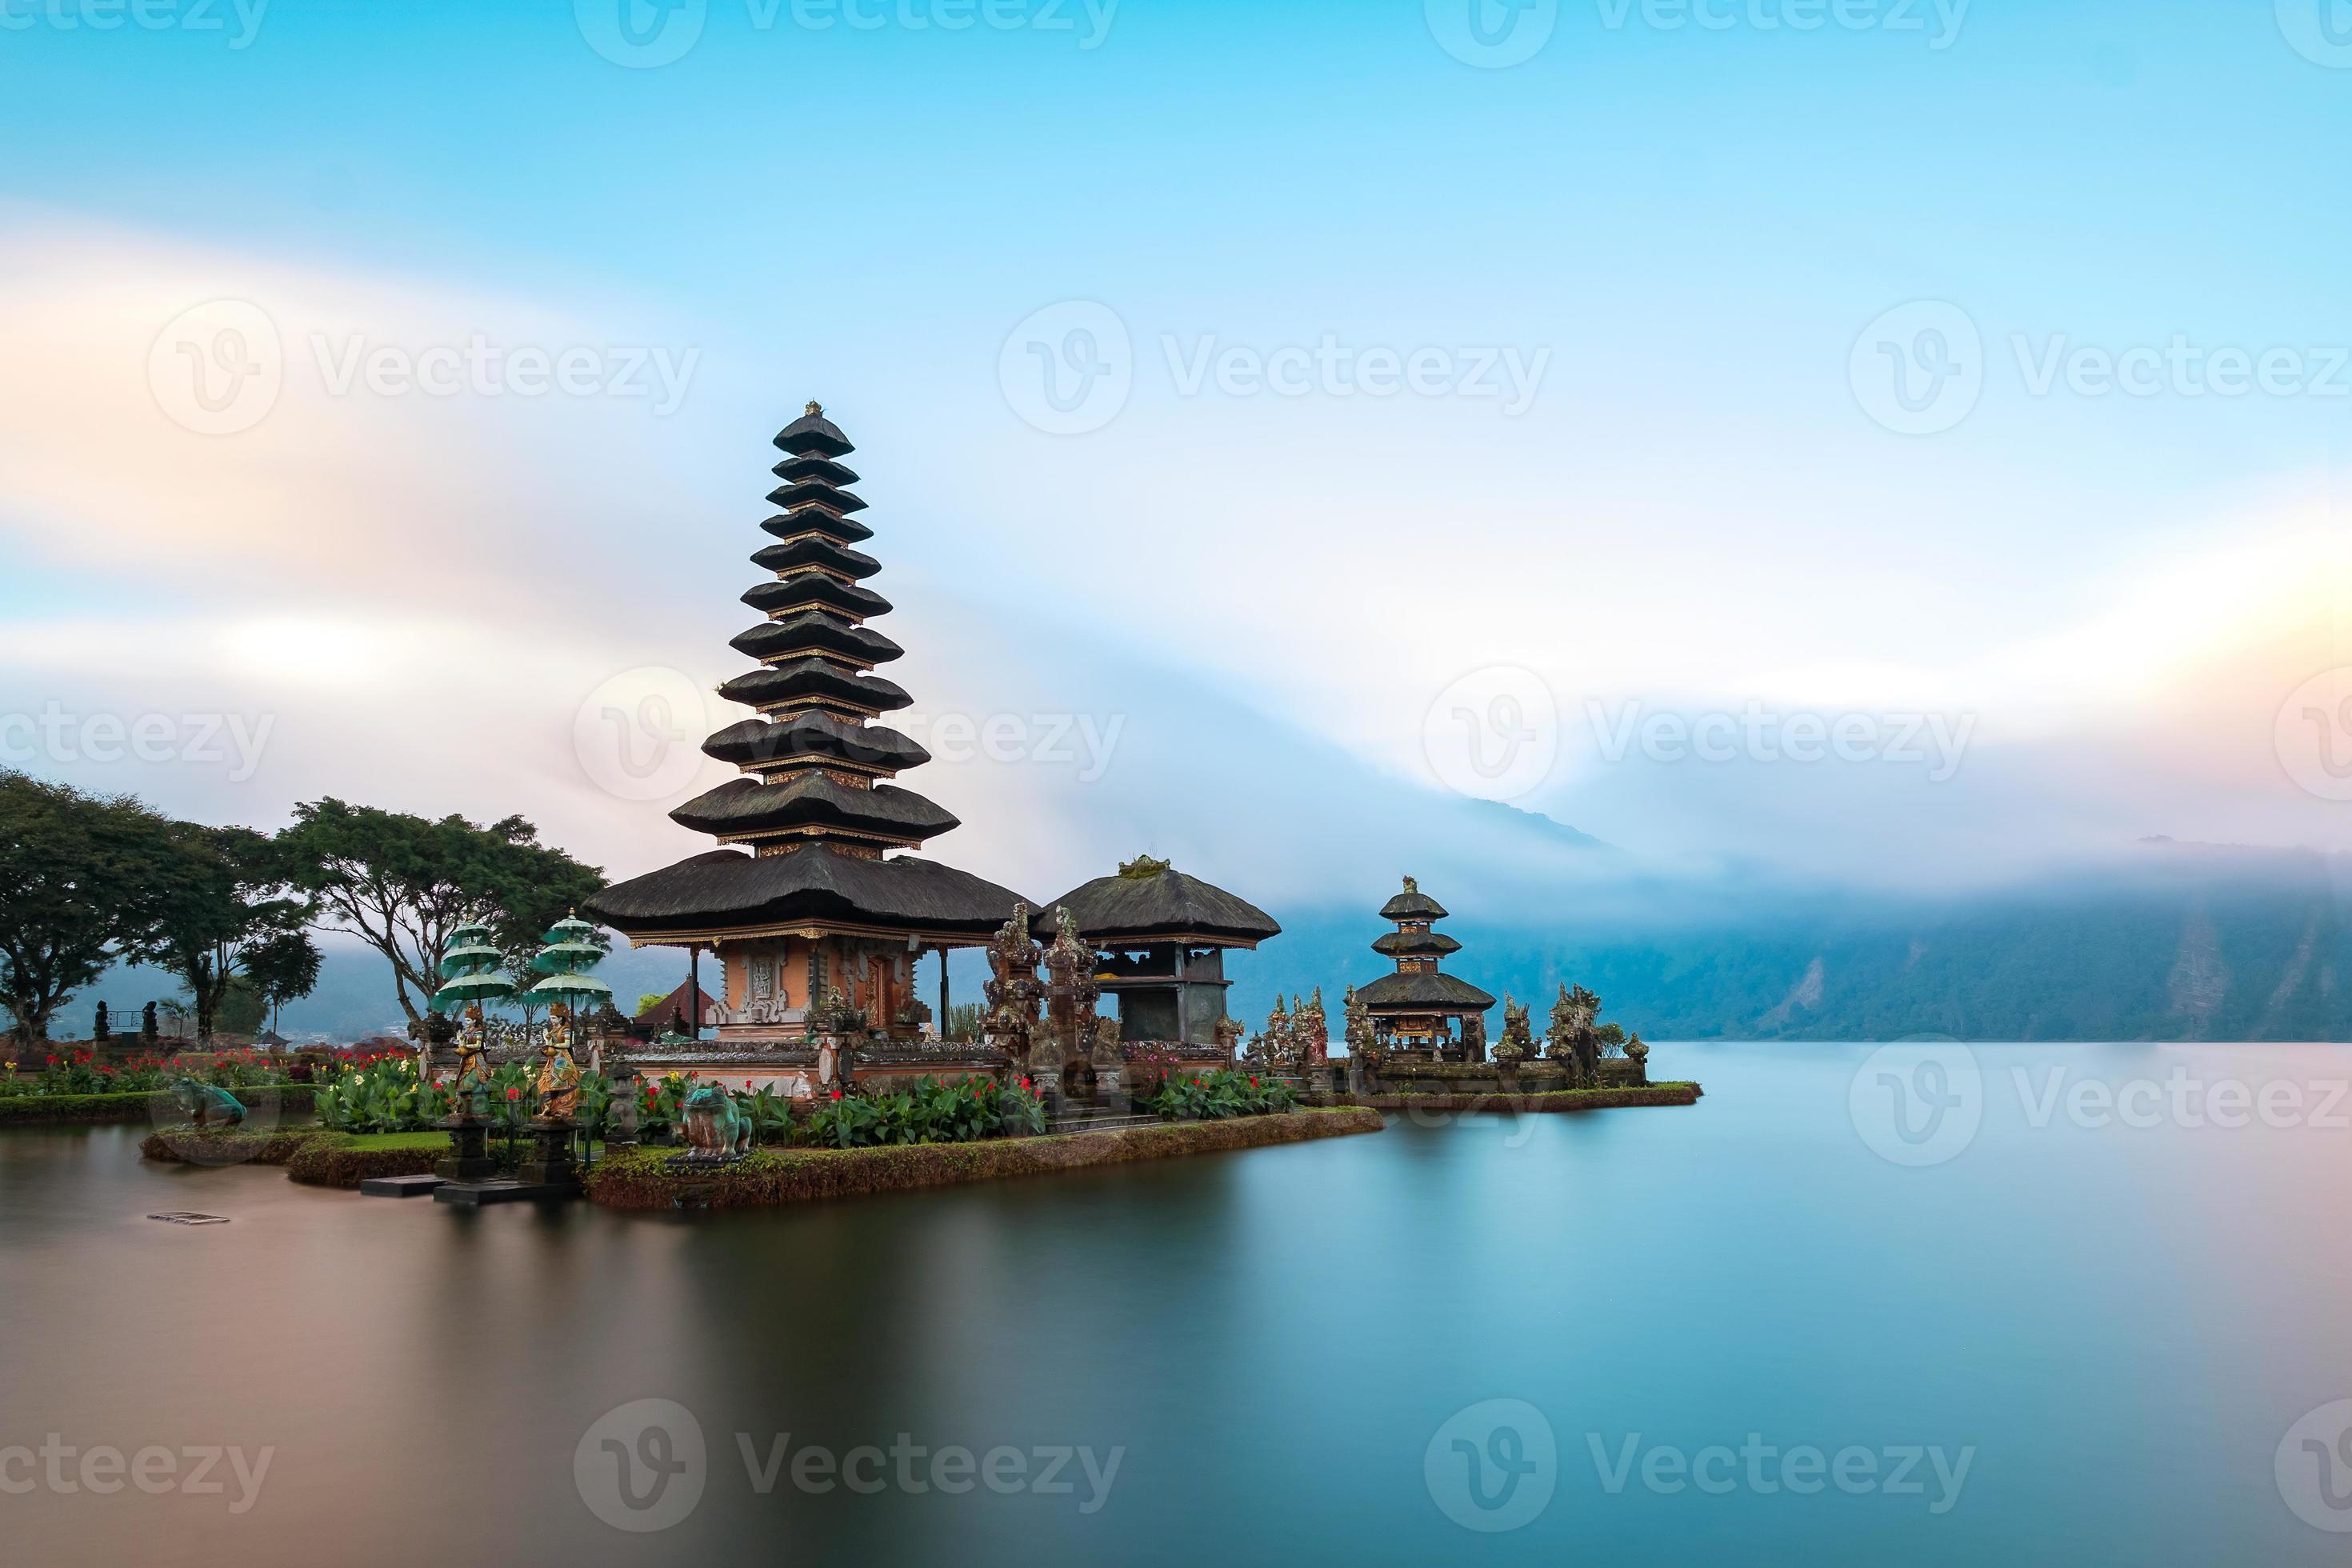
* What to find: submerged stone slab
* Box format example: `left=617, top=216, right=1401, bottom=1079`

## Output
left=432, top=1178, right=582, bottom=1207
left=359, top=1174, right=446, bottom=1198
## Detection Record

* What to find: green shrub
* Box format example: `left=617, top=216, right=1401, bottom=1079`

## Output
left=1147, top=1067, right=1297, bottom=1122
left=315, top=1058, right=450, bottom=1134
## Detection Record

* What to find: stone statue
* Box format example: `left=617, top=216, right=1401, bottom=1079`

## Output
left=171, top=1077, right=246, bottom=1129
left=141, top=1000, right=158, bottom=1045
left=1494, top=994, right=1534, bottom=1061
left=1214, top=1014, right=1244, bottom=1062
left=94, top=1001, right=110, bottom=1042
left=1460, top=1010, right=1486, bottom=1063
left=679, top=1083, right=752, bottom=1162
left=1624, top=1032, right=1650, bottom=1086
left=1262, top=996, right=1295, bottom=1070
left=533, top=1006, right=582, bottom=1123
left=1342, top=985, right=1372, bottom=1057
left=1294, top=987, right=1329, bottom=1067
left=982, top=903, right=1043, bottom=1072
left=1546, top=983, right=1603, bottom=1086
left=448, top=1006, right=490, bottom=1119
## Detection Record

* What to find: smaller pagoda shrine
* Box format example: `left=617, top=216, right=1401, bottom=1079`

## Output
left=1032, top=855, right=1280, bottom=1050
left=1354, top=876, right=1495, bottom=1060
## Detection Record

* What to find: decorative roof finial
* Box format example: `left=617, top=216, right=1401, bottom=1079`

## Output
left=806, top=400, right=823, bottom=417
left=1402, top=874, right=1418, bottom=892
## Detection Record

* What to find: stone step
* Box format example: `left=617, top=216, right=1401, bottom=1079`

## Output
left=1046, top=1113, right=1163, bottom=1135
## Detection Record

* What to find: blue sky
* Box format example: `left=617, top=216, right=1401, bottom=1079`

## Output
left=2, top=0, right=2347, bottom=918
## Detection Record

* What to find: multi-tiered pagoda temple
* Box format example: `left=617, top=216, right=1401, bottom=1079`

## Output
left=1355, top=876, right=1495, bottom=1058
left=590, top=405, right=1034, bottom=1078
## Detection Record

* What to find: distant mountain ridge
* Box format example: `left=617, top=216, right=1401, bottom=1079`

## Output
left=46, top=842, right=2351, bottom=1046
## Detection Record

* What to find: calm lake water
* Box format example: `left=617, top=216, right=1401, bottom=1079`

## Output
left=6, top=1042, right=2352, bottom=1565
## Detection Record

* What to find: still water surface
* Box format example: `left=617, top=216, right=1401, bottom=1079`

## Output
left=5, top=1042, right=2351, bottom=1565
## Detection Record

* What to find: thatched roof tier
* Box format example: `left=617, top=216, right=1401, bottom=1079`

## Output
left=1356, top=971, right=1496, bottom=1012
left=759, top=509, right=874, bottom=546
left=1378, top=885, right=1450, bottom=921
left=751, top=536, right=881, bottom=580
left=1033, top=864, right=1281, bottom=946
left=742, top=574, right=891, bottom=620
left=774, top=406, right=854, bottom=458
left=770, top=451, right=859, bottom=487
left=1372, top=929, right=1462, bottom=958
left=590, top=846, right=1034, bottom=942
left=717, top=658, right=911, bottom=716
left=729, top=611, right=902, bottom=666
left=670, top=775, right=959, bottom=846
left=702, top=712, right=929, bottom=773
left=765, top=478, right=867, bottom=515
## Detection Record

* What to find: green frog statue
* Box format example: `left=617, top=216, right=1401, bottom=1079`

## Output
left=171, top=1077, right=247, bottom=1129
left=678, top=1083, right=753, bottom=1163
left=533, top=1005, right=582, bottom=1124
left=446, top=1006, right=492, bottom=1122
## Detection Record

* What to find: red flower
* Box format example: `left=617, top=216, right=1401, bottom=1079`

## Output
left=505, top=1087, right=519, bottom=1101
left=829, top=1089, right=842, bottom=1101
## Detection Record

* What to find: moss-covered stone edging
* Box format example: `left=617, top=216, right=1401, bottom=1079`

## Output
left=138, top=1126, right=325, bottom=1166
left=1332, top=1082, right=1703, bottom=1113
left=2, top=1084, right=318, bottom=1127
left=586, top=1107, right=1385, bottom=1212
left=285, top=1134, right=450, bottom=1188
left=138, top=1126, right=450, bottom=1185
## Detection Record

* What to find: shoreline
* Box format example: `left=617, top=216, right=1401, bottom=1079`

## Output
left=586, top=1107, right=1386, bottom=1211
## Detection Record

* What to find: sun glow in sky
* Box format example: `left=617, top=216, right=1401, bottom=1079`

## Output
left=2, top=0, right=2347, bottom=907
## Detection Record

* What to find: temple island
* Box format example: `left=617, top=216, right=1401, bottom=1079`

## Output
left=582, top=404, right=1675, bottom=1120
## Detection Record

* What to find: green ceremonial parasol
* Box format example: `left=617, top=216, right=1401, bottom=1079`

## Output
left=526, top=913, right=612, bottom=1012
left=431, top=919, right=515, bottom=1015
